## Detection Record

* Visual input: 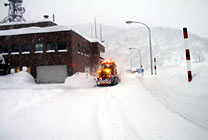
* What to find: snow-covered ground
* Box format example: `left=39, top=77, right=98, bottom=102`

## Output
left=142, top=61, right=208, bottom=130
left=0, top=65, right=208, bottom=140
left=1, top=24, right=208, bottom=139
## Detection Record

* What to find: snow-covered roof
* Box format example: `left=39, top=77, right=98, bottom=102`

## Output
left=0, top=20, right=53, bottom=27
left=0, top=25, right=70, bottom=36
left=0, top=24, right=104, bottom=45
left=73, top=30, right=105, bottom=45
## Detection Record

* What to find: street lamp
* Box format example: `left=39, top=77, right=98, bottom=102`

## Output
left=126, top=20, right=153, bottom=75
left=129, top=48, right=142, bottom=69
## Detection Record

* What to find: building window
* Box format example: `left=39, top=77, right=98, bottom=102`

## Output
left=2, top=45, right=9, bottom=54
left=81, top=46, right=84, bottom=54
left=21, top=44, right=30, bottom=53
left=84, top=47, right=87, bottom=55
left=46, top=42, right=55, bottom=52
left=77, top=44, right=81, bottom=54
left=86, top=49, right=90, bottom=56
left=11, top=44, right=19, bottom=53
left=58, top=41, right=67, bottom=51
left=35, top=43, right=43, bottom=52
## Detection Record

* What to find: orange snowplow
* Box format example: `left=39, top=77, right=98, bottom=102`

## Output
left=96, top=59, right=120, bottom=86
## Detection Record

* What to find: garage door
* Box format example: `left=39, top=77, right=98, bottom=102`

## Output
left=37, top=65, right=67, bottom=83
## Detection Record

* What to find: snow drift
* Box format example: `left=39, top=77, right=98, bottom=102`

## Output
left=142, top=62, right=208, bottom=130
left=65, top=72, right=96, bottom=88
left=0, top=71, right=35, bottom=89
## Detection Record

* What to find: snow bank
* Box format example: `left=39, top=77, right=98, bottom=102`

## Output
left=0, top=71, right=96, bottom=89
left=65, top=72, right=96, bottom=88
left=0, top=71, right=35, bottom=89
left=0, top=65, right=207, bottom=140
left=142, top=61, right=208, bottom=130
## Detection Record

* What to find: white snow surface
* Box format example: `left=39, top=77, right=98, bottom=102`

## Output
left=0, top=25, right=71, bottom=36
left=0, top=67, right=208, bottom=140
left=0, top=20, right=52, bottom=26
left=1, top=24, right=208, bottom=139
left=142, top=62, right=208, bottom=130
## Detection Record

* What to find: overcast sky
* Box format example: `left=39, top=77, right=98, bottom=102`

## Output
left=0, top=0, right=208, bottom=38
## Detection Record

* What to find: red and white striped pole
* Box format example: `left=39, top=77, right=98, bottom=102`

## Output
left=154, top=58, right=157, bottom=75
left=183, top=27, right=192, bottom=82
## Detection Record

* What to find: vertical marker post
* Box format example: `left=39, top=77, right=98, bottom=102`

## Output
left=154, top=58, right=157, bottom=75
left=183, top=27, right=192, bottom=82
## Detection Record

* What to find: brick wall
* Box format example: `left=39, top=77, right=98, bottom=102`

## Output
left=71, top=31, right=92, bottom=74
left=0, top=31, right=72, bottom=78
left=0, top=29, right=105, bottom=79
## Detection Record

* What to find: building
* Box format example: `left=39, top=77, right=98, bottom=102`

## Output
left=0, top=21, right=105, bottom=83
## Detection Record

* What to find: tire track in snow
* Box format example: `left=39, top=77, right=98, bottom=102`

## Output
left=96, top=87, right=140, bottom=140
left=0, top=89, right=61, bottom=118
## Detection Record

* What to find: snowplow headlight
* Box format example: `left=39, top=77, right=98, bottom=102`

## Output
left=97, top=70, right=101, bottom=73
left=105, top=69, right=111, bottom=73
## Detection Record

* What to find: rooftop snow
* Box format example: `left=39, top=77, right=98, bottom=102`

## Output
left=0, top=24, right=103, bottom=44
left=0, top=20, right=53, bottom=27
left=0, top=25, right=71, bottom=36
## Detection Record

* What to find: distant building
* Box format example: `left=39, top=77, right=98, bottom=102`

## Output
left=0, top=21, right=105, bottom=83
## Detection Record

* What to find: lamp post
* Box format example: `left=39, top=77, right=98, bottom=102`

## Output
left=129, top=48, right=142, bottom=69
left=126, top=20, right=153, bottom=75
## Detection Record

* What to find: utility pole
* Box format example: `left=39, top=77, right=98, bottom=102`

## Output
left=91, top=24, right=93, bottom=38
left=100, top=24, right=102, bottom=42
left=53, top=14, right=55, bottom=22
left=94, top=17, right=97, bottom=39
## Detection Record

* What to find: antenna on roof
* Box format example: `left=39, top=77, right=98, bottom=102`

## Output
left=100, top=24, right=105, bottom=42
left=100, top=24, right=102, bottom=41
left=1, top=0, right=26, bottom=23
left=94, top=17, right=97, bottom=39
left=91, top=23, right=93, bottom=38
left=53, top=14, right=55, bottom=22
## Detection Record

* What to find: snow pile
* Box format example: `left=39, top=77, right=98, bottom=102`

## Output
left=65, top=72, right=96, bottom=88
left=0, top=71, right=35, bottom=89
left=0, top=71, right=96, bottom=89
left=142, top=61, right=208, bottom=130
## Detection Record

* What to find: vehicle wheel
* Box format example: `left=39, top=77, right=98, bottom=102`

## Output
left=113, top=77, right=117, bottom=85
left=115, top=77, right=118, bottom=85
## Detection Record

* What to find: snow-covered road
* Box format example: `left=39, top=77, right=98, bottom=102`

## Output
left=0, top=72, right=208, bottom=140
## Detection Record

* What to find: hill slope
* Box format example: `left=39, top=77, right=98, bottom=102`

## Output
left=72, top=24, right=208, bottom=70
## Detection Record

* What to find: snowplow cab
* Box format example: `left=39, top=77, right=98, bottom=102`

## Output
left=96, top=59, right=119, bottom=86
